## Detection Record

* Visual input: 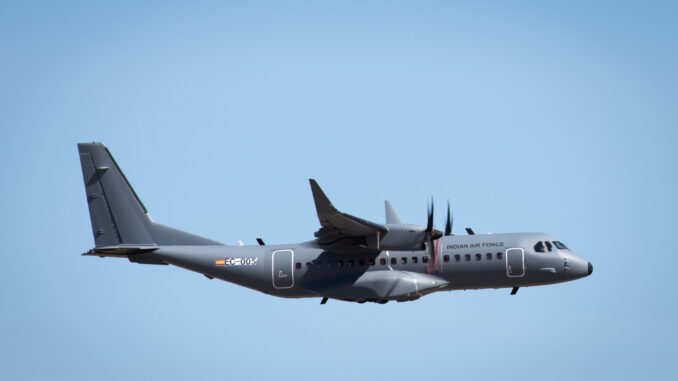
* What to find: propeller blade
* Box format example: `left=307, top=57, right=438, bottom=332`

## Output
left=444, top=200, right=452, bottom=236
left=426, top=199, right=434, bottom=233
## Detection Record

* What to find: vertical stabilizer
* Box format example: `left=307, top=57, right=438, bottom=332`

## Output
left=78, top=143, right=222, bottom=247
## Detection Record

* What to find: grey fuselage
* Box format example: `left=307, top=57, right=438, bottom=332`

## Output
left=146, top=232, right=590, bottom=302
left=78, top=142, right=592, bottom=304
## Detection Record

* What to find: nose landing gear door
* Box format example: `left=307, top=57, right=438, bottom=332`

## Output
left=506, top=248, right=525, bottom=277
left=272, top=249, right=294, bottom=289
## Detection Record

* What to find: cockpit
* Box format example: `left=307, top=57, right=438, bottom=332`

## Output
left=534, top=240, right=569, bottom=253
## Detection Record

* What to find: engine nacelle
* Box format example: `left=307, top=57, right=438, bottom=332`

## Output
left=373, top=224, right=442, bottom=251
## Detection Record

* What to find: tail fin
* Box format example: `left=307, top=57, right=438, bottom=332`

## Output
left=384, top=200, right=403, bottom=225
left=78, top=142, right=222, bottom=248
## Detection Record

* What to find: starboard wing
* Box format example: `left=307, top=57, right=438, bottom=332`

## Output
left=309, top=179, right=387, bottom=251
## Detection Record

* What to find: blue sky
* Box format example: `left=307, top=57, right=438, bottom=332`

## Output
left=1, top=1, right=676, bottom=380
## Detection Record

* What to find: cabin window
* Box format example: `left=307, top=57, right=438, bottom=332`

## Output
left=316, top=261, right=323, bottom=268
left=347, top=259, right=354, bottom=267
left=422, top=256, right=429, bottom=263
left=337, top=260, right=344, bottom=267
left=534, top=241, right=547, bottom=253
left=412, top=256, right=418, bottom=264
left=391, top=258, right=397, bottom=265
left=545, top=241, right=553, bottom=252
left=369, top=258, right=376, bottom=266
left=465, top=254, right=471, bottom=261
left=306, top=262, right=312, bottom=269
left=326, top=261, right=332, bottom=268
left=401, top=257, right=407, bottom=264
left=454, top=254, right=460, bottom=262
left=486, top=253, right=492, bottom=260
left=380, top=258, right=386, bottom=265
left=359, top=259, right=365, bottom=267
left=443, top=255, right=450, bottom=262
left=295, top=262, right=301, bottom=270
left=475, top=253, right=482, bottom=261
left=497, top=252, right=503, bottom=260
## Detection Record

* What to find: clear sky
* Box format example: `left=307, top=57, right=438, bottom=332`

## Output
left=1, top=1, right=676, bottom=380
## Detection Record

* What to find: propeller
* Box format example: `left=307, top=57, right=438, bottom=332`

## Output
left=424, top=199, right=443, bottom=250
left=424, top=199, right=444, bottom=273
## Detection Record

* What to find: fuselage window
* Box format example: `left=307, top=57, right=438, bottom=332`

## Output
left=534, top=241, right=546, bottom=253
left=391, top=258, right=397, bottom=265
left=306, top=262, right=312, bottom=269
left=337, top=260, right=344, bottom=267
left=454, top=254, right=460, bottom=262
left=326, top=261, right=332, bottom=268
left=316, top=261, right=323, bottom=268
left=369, top=258, right=376, bottom=266
left=486, top=253, right=492, bottom=260
left=401, top=257, right=407, bottom=264
left=497, top=252, right=503, bottom=260
left=359, top=259, right=365, bottom=267
left=347, top=259, right=354, bottom=267
left=295, top=262, right=301, bottom=270
left=443, top=255, right=450, bottom=262
left=380, top=258, right=386, bottom=266
left=422, top=256, right=429, bottom=263
left=412, top=256, right=418, bottom=264
left=553, top=241, right=568, bottom=250
left=545, top=241, right=553, bottom=252
left=475, top=253, right=482, bottom=261
left=465, top=254, right=471, bottom=261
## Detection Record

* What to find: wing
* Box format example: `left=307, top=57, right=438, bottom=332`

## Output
left=309, top=179, right=387, bottom=252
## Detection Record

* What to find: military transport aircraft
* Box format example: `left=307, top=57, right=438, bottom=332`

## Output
left=78, top=142, right=592, bottom=304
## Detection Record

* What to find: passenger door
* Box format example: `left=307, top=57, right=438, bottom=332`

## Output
left=506, top=248, right=525, bottom=277
left=272, top=249, right=294, bottom=289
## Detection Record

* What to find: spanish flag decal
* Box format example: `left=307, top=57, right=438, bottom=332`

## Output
left=215, top=259, right=225, bottom=266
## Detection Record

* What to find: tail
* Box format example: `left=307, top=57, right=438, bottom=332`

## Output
left=78, top=142, right=223, bottom=250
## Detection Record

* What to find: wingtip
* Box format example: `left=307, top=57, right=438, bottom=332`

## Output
left=309, top=179, right=325, bottom=193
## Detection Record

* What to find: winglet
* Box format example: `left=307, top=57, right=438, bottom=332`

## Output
left=384, top=200, right=403, bottom=224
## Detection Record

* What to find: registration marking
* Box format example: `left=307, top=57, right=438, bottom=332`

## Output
left=216, top=257, right=258, bottom=266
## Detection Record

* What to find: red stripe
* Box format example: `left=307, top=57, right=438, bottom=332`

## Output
left=435, top=239, right=440, bottom=273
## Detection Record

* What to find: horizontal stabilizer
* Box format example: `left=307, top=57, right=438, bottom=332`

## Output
left=83, top=246, right=159, bottom=256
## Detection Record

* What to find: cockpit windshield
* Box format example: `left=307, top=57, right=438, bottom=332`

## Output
left=534, top=241, right=547, bottom=253
left=534, top=240, right=568, bottom=253
left=553, top=241, right=569, bottom=250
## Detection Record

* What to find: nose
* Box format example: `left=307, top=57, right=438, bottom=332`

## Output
left=563, top=253, right=590, bottom=279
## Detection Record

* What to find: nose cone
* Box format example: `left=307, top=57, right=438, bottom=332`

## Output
left=564, top=254, right=590, bottom=280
